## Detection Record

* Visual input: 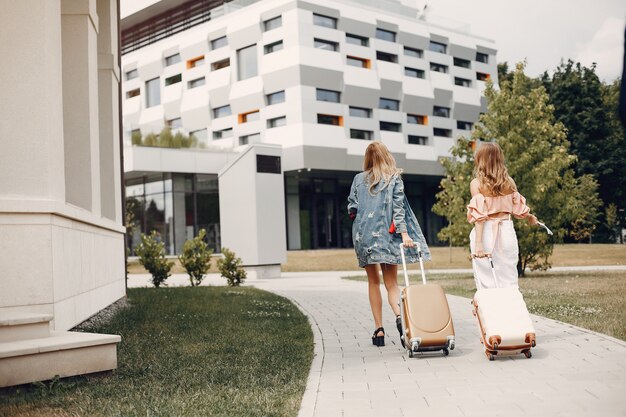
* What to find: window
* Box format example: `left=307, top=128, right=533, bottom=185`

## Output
left=213, top=128, right=233, bottom=139
left=350, top=129, right=373, bottom=140
left=317, top=114, right=342, bottom=126
left=405, top=67, right=425, bottom=79
left=454, top=77, right=471, bottom=87
left=379, top=98, right=399, bottom=111
left=376, top=51, right=398, bottom=63
left=213, top=105, right=231, bottom=118
left=211, top=36, right=228, bottom=50
left=267, top=90, right=285, bottom=105
left=190, top=128, right=208, bottom=143
left=165, top=74, right=182, bottom=86
left=239, top=110, right=260, bottom=124
left=125, top=69, right=138, bottom=80
left=434, top=128, right=452, bottom=137
left=407, top=114, right=427, bottom=125
left=167, top=118, right=182, bottom=129
left=126, top=88, right=140, bottom=99
left=240, top=133, right=260, bottom=145
left=380, top=121, right=401, bottom=132
left=476, top=52, right=489, bottom=63
left=404, top=47, right=423, bottom=58
left=165, top=53, right=181, bottom=66
left=145, top=77, right=160, bottom=108
left=316, top=88, right=340, bottom=103
left=477, top=72, right=491, bottom=81
left=267, top=116, right=286, bottom=128
left=187, top=56, right=204, bottom=69
left=433, top=106, right=450, bottom=118
left=346, top=33, right=368, bottom=46
left=430, top=63, right=448, bottom=73
left=264, top=40, right=283, bottom=54
left=408, top=135, right=428, bottom=145
left=314, top=38, right=339, bottom=51
left=453, top=57, right=471, bottom=68
left=429, top=41, right=447, bottom=54
left=457, top=121, right=473, bottom=130
left=264, top=16, right=282, bottom=31
left=347, top=56, right=370, bottom=68
left=313, top=13, right=337, bottom=29
left=237, top=44, right=258, bottom=80
left=349, top=107, right=371, bottom=118
left=188, top=77, right=205, bottom=89
left=375, top=28, right=396, bottom=42
left=211, top=58, right=230, bottom=71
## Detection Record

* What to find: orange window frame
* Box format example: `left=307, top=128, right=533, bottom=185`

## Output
left=187, top=55, right=205, bottom=69
left=238, top=110, right=260, bottom=124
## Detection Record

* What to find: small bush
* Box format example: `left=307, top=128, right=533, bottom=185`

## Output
left=218, top=247, right=247, bottom=287
left=178, top=229, right=213, bottom=286
left=158, top=127, right=173, bottom=148
left=135, top=231, right=173, bottom=288
left=143, top=132, right=158, bottom=147
left=131, top=131, right=142, bottom=145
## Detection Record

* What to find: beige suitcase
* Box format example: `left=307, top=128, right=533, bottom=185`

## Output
left=472, top=256, right=536, bottom=361
left=399, top=243, right=455, bottom=357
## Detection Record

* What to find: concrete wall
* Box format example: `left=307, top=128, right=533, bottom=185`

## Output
left=0, top=0, right=125, bottom=330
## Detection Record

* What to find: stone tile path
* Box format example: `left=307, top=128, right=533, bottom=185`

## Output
left=251, top=271, right=626, bottom=417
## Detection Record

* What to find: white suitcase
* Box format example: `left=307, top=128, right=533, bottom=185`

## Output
left=472, top=256, right=536, bottom=361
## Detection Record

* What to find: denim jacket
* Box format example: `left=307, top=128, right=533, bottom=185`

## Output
left=347, top=172, right=431, bottom=268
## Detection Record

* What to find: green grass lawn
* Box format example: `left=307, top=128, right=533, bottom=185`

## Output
left=344, top=271, right=626, bottom=341
left=0, top=287, right=313, bottom=417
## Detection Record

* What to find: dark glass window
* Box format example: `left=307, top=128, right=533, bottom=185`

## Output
left=404, top=47, right=423, bottom=58
left=477, top=72, right=490, bottom=81
left=264, top=40, right=283, bottom=54
left=314, top=38, right=339, bottom=51
left=408, top=135, right=428, bottom=145
left=264, top=16, right=282, bottom=31
left=429, top=41, right=447, bottom=54
left=375, top=28, right=396, bottom=42
left=165, top=53, right=181, bottom=66
left=433, top=106, right=450, bottom=118
left=380, top=121, right=401, bottom=132
left=346, top=33, right=368, bottom=46
left=407, top=114, right=427, bottom=124
left=211, top=58, right=230, bottom=71
left=454, top=77, right=471, bottom=87
left=457, top=121, right=473, bottom=130
left=317, top=114, right=342, bottom=125
left=165, top=74, right=182, bottom=86
left=430, top=63, right=448, bottom=73
left=349, top=107, right=371, bottom=118
left=379, top=98, right=399, bottom=111
left=433, top=128, right=452, bottom=137
left=126, top=88, right=140, bottom=99
left=453, top=57, right=471, bottom=68
left=267, top=90, right=285, bottom=105
left=405, top=67, right=425, bottom=78
left=313, top=13, right=337, bottom=29
left=316, top=88, right=340, bottom=103
left=350, top=129, right=373, bottom=140
left=376, top=51, right=398, bottom=63
left=476, top=52, right=489, bottom=63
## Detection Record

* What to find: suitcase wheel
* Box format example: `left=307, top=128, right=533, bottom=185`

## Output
left=493, top=342, right=498, bottom=350
left=524, top=350, right=532, bottom=359
left=442, top=348, right=449, bottom=356
left=489, top=353, right=495, bottom=361
left=531, top=340, right=536, bottom=348
left=408, top=350, right=414, bottom=358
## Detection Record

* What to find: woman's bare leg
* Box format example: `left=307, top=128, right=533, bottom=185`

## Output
left=381, top=263, right=401, bottom=316
left=365, top=264, right=383, bottom=336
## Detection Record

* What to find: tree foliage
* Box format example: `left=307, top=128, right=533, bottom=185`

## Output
left=433, top=62, right=601, bottom=276
left=178, top=229, right=213, bottom=287
left=135, top=231, right=174, bottom=288
left=542, top=61, right=626, bottom=240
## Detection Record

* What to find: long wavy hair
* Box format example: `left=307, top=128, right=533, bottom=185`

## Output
left=474, top=142, right=516, bottom=196
left=363, top=141, right=402, bottom=194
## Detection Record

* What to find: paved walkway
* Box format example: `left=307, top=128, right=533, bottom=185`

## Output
left=127, top=269, right=626, bottom=416
left=252, top=272, right=626, bottom=417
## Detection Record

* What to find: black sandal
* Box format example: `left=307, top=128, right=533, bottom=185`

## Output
left=396, top=316, right=405, bottom=348
left=372, top=327, right=385, bottom=346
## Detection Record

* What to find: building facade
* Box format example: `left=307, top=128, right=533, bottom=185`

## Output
left=121, top=0, right=498, bottom=254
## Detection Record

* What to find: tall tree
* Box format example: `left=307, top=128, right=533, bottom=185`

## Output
left=433, top=62, right=601, bottom=276
left=543, top=60, right=624, bottom=240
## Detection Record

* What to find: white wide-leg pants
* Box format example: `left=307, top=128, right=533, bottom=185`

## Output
left=469, top=219, right=519, bottom=290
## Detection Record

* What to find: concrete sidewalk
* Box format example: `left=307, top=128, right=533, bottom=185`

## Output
left=251, top=272, right=626, bottom=417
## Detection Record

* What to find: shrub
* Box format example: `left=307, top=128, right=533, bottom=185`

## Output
left=178, top=229, right=213, bottom=286
left=158, top=127, right=173, bottom=148
left=135, top=231, right=173, bottom=288
left=218, top=247, right=247, bottom=287
left=131, top=131, right=142, bottom=145
left=143, top=132, right=158, bottom=147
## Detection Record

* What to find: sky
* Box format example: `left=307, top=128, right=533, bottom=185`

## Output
left=426, top=0, right=626, bottom=81
left=121, top=0, right=626, bottom=81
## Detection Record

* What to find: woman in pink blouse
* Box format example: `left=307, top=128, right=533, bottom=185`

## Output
left=467, top=143, right=539, bottom=289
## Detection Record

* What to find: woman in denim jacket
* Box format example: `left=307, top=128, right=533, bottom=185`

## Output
left=348, top=142, right=430, bottom=347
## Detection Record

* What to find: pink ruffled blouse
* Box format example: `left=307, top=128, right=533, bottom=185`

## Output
left=467, top=192, right=530, bottom=224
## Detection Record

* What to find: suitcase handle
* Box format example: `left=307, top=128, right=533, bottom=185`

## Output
left=399, top=242, right=427, bottom=287
left=487, top=255, right=499, bottom=289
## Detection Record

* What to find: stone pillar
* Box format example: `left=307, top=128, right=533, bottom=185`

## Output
left=61, top=0, right=101, bottom=214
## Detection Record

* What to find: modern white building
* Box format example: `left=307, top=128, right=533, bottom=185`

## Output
left=121, top=0, right=498, bottom=257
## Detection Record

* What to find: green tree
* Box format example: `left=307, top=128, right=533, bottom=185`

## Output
left=135, top=231, right=173, bottom=288
left=131, top=130, right=142, bottom=145
left=543, top=61, right=625, bottom=240
left=178, top=229, right=213, bottom=286
left=433, top=62, right=601, bottom=276
left=158, top=127, right=174, bottom=148
left=143, top=132, right=158, bottom=147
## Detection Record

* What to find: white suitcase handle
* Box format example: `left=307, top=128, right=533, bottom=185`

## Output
left=487, top=255, right=499, bottom=289
left=399, top=242, right=426, bottom=287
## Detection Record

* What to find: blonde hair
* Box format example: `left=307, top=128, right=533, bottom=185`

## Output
left=473, top=142, right=516, bottom=196
left=363, top=141, right=402, bottom=194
